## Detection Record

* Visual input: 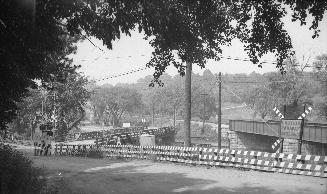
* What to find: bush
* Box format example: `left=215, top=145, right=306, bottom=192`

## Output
left=86, top=148, right=104, bottom=158
left=0, top=143, right=45, bottom=194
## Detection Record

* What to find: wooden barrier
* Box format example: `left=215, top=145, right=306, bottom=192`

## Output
left=53, top=144, right=327, bottom=178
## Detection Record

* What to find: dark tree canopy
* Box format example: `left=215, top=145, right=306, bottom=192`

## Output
left=0, top=0, right=80, bottom=130
left=1, top=0, right=326, bottom=130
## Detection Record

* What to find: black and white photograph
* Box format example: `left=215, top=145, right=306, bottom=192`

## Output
left=1, top=0, right=327, bottom=193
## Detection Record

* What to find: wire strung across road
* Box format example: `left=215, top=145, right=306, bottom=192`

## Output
left=94, top=66, right=151, bottom=82
left=77, top=53, right=278, bottom=66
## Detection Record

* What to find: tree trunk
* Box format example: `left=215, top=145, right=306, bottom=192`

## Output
left=67, top=106, right=85, bottom=131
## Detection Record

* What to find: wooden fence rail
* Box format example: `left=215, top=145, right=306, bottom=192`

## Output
left=54, top=144, right=327, bottom=178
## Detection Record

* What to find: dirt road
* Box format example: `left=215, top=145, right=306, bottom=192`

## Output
left=31, top=156, right=327, bottom=194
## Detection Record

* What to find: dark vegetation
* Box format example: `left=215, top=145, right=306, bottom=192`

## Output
left=1, top=0, right=327, bottom=135
left=0, top=144, right=44, bottom=194
left=7, top=56, right=327, bottom=140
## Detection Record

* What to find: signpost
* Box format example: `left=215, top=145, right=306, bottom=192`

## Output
left=272, top=107, right=285, bottom=152
left=280, top=119, right=302, bottom=139
left=272, top=105, right=313, bottom=154
left=123, top=123, right=131, bottom=128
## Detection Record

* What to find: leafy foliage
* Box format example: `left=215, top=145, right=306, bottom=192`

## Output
left=0, top=144, right=45, bottom=194
left=1, top=0, right=326, bottom=131
left=50, top=73, right=90, bottom=139
left=10, top=72, right=90, bottom=140
left=244, top=57, right=315, bottom=119
left=313, top=54, right=327, bottom=119
left=0, top=0, right=80, bottom=131
left=91, top=86, right=142, bottom=126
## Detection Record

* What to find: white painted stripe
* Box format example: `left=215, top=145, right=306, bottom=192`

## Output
left=257, top=160, right=263, bottom=165
left=287, top=154, right=294, bottom=160
left=287, top=163, right=294, bottom=169
left=280, top=162, right=285, bottom=167
left=305, top=155, right=311, bottom=161
left=314, top=156, right=320, bottom=162
left=314, top=165, right=321, bottom=171
left=305, top=164, right=312, bottom=170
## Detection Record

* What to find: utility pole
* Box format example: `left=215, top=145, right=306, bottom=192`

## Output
left=280, top=105, right=286, bottom=153
left=173, top=105, right=176, bottom=128
left=217, top=72, right=222, bottom=150
left=298, top=104, right=306, bottom=155
left=201, top=89, right=208, bottom=134
left=152, top=105, right=155, bottom=126
left=184, top=62, right=192, bottom=147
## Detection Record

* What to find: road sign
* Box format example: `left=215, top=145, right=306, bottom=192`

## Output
left=281, top=119, right=302, bottom=139
left=122, top=123, right=130, bottom=128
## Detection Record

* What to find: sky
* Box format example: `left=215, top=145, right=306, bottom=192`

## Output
left=72, top=9, right=327, bottom=86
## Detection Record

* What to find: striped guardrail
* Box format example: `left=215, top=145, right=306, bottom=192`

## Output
left=54, top=144, right=327, bottom=178
left=54, top=144, right=96, bottom=156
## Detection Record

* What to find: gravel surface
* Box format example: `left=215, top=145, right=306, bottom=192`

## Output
left=31, top=156, right=327, bottom=194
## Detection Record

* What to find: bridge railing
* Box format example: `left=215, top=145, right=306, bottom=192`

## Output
left=229, top=120, right=327, bottom=144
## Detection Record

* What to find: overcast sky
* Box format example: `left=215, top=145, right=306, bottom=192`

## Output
left=72, top=11, right=327, bottom=86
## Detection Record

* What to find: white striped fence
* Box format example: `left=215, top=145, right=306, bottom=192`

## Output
left=54, top=144, right=327, bottom=178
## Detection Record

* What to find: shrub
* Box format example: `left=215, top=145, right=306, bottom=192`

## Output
left=86, top=148, right=104, bottom=159
left=0, top=143, right=45, bottom=194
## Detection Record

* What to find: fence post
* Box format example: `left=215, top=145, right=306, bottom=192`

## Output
left=55, top=144, right=58, bottom=155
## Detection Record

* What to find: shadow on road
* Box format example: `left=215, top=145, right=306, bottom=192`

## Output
left=31, top=157, right=319, bottom=194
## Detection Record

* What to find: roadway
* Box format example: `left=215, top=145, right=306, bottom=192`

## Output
left=31, top=155, right=326, bottom=194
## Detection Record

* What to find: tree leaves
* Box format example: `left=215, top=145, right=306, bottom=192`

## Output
left=91, top=86, right=142, bottom=126
left=1, top=0, right=326, bottom=130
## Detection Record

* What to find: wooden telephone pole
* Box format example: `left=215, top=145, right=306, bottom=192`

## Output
left=184, top=62, right=192, bottom=147
left=201, top=89, right=208, bottom=134
left=298, top=104, right=306, bottom=155
left=217, top=72, right=222, bottom=150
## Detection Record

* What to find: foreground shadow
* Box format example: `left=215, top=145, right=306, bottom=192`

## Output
left=49, top=162, right=317, bottom=194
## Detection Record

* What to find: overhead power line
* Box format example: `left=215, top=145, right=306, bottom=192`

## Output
left=95, top=66, right=151, bottom=82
